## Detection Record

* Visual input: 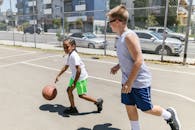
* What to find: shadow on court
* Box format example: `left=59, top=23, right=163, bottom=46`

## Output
left=77, top=123, right=121, bottom=130
left=39, top=104, right=99, bottom=117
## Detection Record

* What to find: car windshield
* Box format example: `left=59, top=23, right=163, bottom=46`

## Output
left=151, top=32, right=163, bottom=40
left=83, top=33, right=97, bottom=39
left=166, top=28, right=174, bottom=33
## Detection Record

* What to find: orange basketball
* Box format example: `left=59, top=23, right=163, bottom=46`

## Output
left=42, top=85, right=57, bottom=100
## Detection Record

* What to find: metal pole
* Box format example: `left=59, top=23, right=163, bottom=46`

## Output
left=104, top=0, right=109, bottom=56
left=62, top=2, right=65, bottom=40
left=10, top=0, right=15, bottom=46
left=33, top=0, right=36, bottom=48
left=183, top=0, right=193, bottom=65
left=161, top=0, right=169, bottom=62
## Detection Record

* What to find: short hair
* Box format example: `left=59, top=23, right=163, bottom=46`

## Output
left=107, top=5, right=129, bottom=24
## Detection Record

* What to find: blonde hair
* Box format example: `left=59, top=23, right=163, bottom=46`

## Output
left=107, top=5, right=129, bottom=24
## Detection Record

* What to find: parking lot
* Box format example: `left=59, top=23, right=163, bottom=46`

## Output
left=0, top=45, right=195, bottom=130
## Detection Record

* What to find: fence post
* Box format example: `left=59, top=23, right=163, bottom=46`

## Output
left=161, top=0, right=169, bottom=62
left=183, top=0, right=193, bottom=65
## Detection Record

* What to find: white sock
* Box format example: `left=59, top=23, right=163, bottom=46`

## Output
left=130, top=121, right=140, bottom=130
left=161, top=108, right=171, bottom=120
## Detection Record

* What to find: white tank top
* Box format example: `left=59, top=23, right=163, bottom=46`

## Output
left=116, top=29, right=152, bottom=88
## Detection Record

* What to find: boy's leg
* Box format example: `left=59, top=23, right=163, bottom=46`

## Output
left=144, top=106, right=181, bottom=130
left=64, top=87, right=79, bottom=114
left=76, top=79, right=103, bottom=112
left=126, top=105, right=140, bottom=130
left=134, top=87, right=180, bottom=130
left=67, top=87, right=75, bottom=107
left=121, top=91, right=140, bottom=130
left=67, top=78, right=76, bottom=108
left=79, top=94, right=97, bottom=103
left=79, top=95, right=103, bottom=112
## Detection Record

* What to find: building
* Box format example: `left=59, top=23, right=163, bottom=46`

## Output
left=15, top=0, right=135, bottom=33
left=16, top=0, right=64, bottom=28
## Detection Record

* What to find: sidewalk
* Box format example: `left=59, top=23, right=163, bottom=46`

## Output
left=0, top=40, right=195, bottom=65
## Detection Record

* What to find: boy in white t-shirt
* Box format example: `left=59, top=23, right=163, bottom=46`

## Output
left=55, top=38, right=103, bottom=114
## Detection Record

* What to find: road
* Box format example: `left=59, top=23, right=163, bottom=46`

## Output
left=0, top=45, right=195, bottom=130
left=0, top=31, right=195, bottom=58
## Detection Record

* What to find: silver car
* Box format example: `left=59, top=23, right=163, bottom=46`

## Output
left=134, top=30, right=183, bottom=56
left=148, top=27, right=185, bottom=42
left=69, top=32, right=107, bottom=49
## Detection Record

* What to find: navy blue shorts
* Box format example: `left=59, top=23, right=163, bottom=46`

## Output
left=121, top=87, right=153, bottom=111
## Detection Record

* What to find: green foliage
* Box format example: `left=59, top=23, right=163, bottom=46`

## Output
left=134, top=0, right=149, bottom=7
left=52, top=18, right=61, bottom=28
left=0, top=22, right=6, bottom=30
left=134, top=0, right=178, bottom=28
left=16, top=22, right=29, bottom=31
left=145, top=15, right=159, bottom=27
left=75, top=18, right=83, bottom=29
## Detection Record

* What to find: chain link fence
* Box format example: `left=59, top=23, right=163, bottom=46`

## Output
left=0, top=1, right=195, bottom=64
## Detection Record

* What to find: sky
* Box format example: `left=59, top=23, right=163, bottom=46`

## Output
left=0, top=0, right=17, bottom=12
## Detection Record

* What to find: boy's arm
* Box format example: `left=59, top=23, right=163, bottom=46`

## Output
left=55, top=65, right=69, bottom=83
left=123, top=33, right=143, bottom=93
left=72, top=65, right=81, bottom=86
left=110, top=64, right=120, bottom=75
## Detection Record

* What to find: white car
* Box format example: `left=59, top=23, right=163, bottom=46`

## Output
left=134, top=30, right=183, bottom=56
left=69, top=32, right=107, bottom=49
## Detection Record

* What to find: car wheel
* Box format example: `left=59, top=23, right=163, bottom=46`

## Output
left=36, top=30, right=41, bottom=34
left=155, top=46, right=172, bottom=56
left=88, top=43, right=95, bottom=48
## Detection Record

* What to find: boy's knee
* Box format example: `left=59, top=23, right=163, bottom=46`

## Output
left=67, top=87, right=72, bottom=93
left=78, top=95, right=84, bottom=98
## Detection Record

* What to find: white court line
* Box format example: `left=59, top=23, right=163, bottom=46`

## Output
left=21, top=61, right=195, bottom=104
left=1, top=53, right=195, bottom=103
left=0, top=54, right=60, bottom=68
left=0, top=52, right=36, bottom=59
left=148, top=67, right=195, bottom=76
left=82, top=58, right=195, bottom=76
left=0, top=62, right=21, bottom=68
left=0, top=46, right=35, bottom=53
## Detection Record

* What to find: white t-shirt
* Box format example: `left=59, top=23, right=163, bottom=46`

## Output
left=65, top=50, right=88, bottom=81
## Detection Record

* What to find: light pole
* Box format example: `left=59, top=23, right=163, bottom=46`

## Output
left=104, top=0, right=109, bottom=56
left=62, top=2, right=65, bottom=40
left=33, top=0, right=36, bottom=48
left=183, top=0, right=193, bottom=65
left=161, top=0, right=169, bottom=62
left=10, top=0, right=15, bottom=46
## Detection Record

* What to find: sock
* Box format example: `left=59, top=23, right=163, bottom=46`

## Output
left=161, top=108, right=171, bottom=120
left=130, top=121, right=140, bottom=130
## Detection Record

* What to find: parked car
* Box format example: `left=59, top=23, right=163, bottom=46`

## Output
left=24, top=25, right=42, bottom=34
left=148, top=26, right=185, bottom=42
left=69, top=32, right=107, bottom=49
left=133, top=30, right=183, bottom=56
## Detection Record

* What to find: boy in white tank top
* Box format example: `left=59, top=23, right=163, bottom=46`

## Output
left=107, top=5, right=180, bottom=130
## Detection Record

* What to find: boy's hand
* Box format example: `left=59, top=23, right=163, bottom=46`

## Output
left=121, top=82, right=132, bottom=93
left=110, top=65, right=120, bottom=75
left=55, top=76, right=59, bottom=83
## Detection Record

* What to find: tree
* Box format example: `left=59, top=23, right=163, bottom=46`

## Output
left=75, top=18, right=83, bottom=30
left=134, top=0, right=178, bottom=28
left=145, top=14, right=159, bottom=27
left=156, top=0, right=178, bottom=27
left=134, top=0, right=150, bottom=28
left=52, top=18, right=61, bottom=28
